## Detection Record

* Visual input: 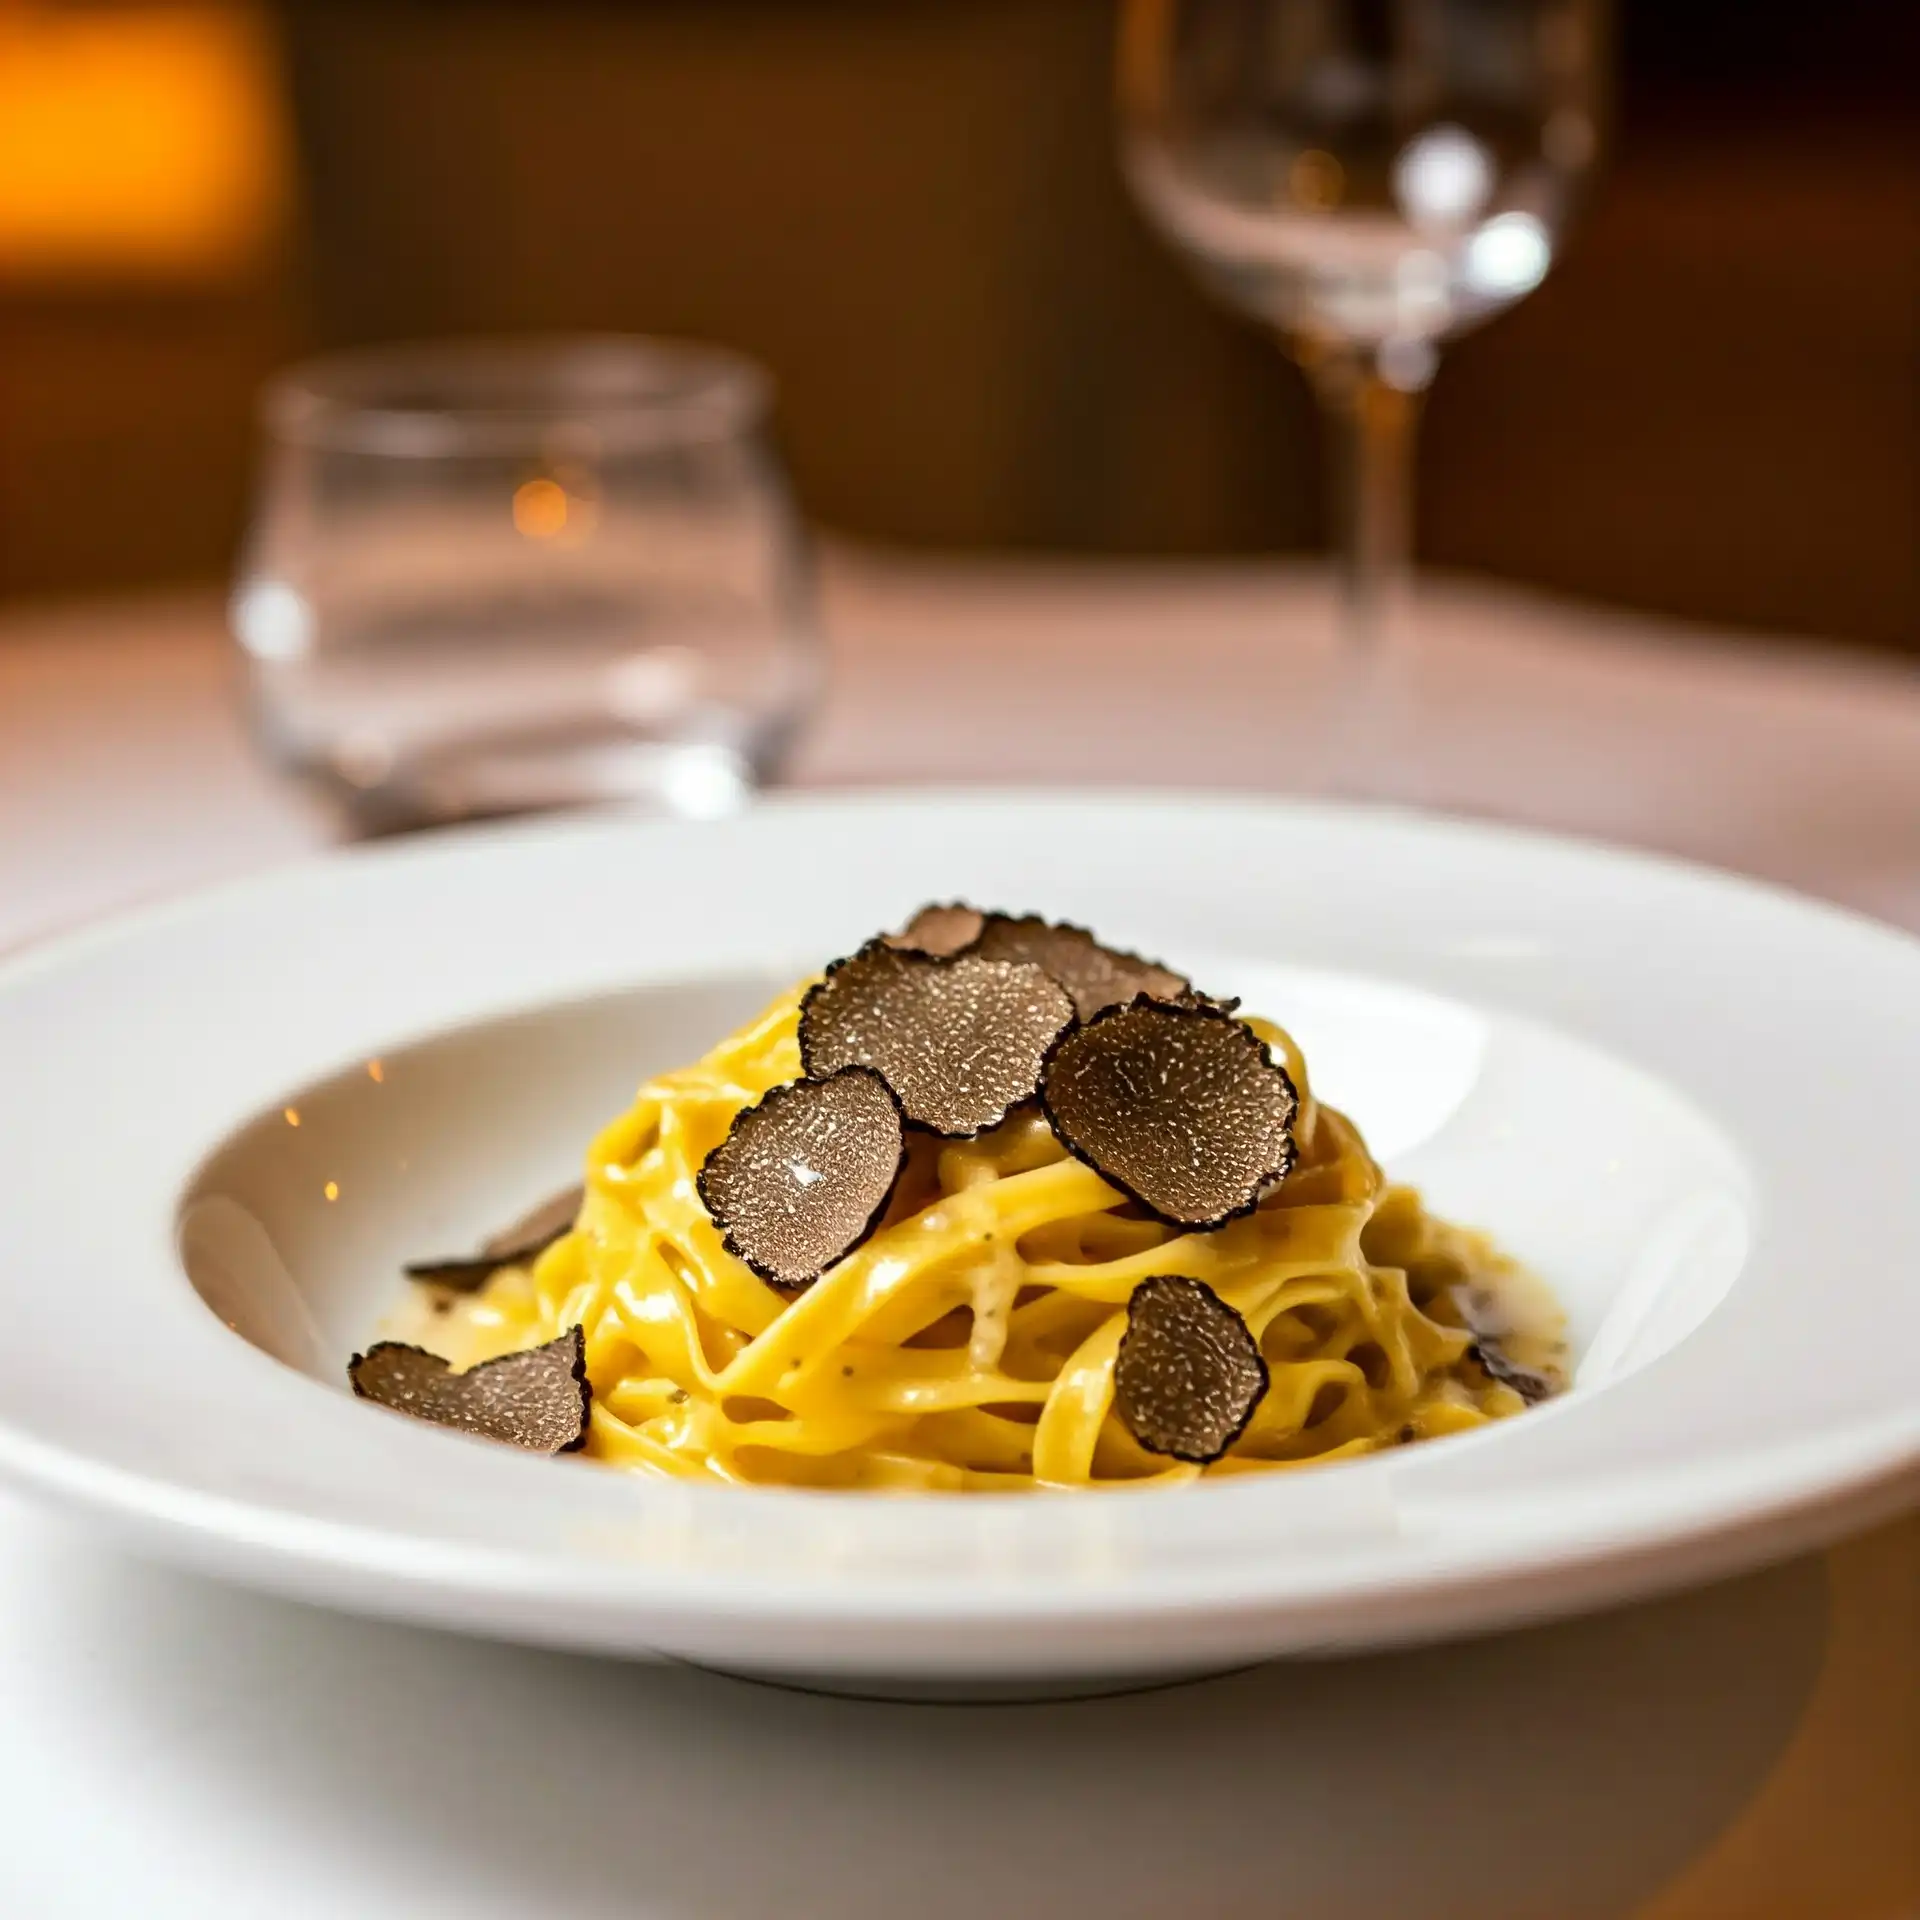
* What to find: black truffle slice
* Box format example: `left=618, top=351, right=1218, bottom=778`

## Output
left=1468, top=1339, right=1553, bottom=1406
left=697, top=1067, right=907, bottom=1290
left=972, top=913, right=1190, bottom=1019
left=348, top=1325, right=592, bottom=1453
left=404, top=1183, right=586, bottom=1290
left=1114, top=1276, right=1269, bottom=1464
left=799, top=941, right=1076, bottom=1137
left=885, top=901, right=986, bottom=957
left=1452, top=1284, right=1556, bottom=1405
left=1041, top=999, right=1298, bottom=1228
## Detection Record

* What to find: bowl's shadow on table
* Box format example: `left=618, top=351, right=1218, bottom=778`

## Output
left=50, top=1533, right=1826, bottom=1920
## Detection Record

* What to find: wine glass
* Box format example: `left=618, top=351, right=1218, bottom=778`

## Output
left=1118, top=0, right=1603, bottom=790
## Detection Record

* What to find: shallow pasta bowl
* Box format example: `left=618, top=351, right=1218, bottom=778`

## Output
left=0, top=792, right=1915, bottom=1691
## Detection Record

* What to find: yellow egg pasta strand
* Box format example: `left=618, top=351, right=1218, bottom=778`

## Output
left=404, top=983, right=1560, bottom=1489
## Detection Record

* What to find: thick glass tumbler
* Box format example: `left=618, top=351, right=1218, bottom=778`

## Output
left=232, top=336, right=819, bottom=829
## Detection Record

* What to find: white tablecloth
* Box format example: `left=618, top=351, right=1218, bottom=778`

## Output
left=7, top=553, right=1920, bottom=955
left=1, top=554, right=1916, bottom=1917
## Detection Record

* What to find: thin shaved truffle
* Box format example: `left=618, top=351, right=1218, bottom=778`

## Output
left=885, top=902, right=986, bottom=957
left=698, top=1067, right=907, bottom=1290
left=972, top=913, right=1189, bottom=1019
left=1114, top=1276, right=1268, bottom=1463
left=1469, top=1339, right=1553, bottom=1405
left=348, top=1326, right=591, bottom=1452
left=1042, top=999, right=1297, bottom=1227
left=1452, top=1284, right=1558, bottom=1405
left=404, top=1183, right=585, bottom=1291
left=800, top=941, right=1075, bottom=1137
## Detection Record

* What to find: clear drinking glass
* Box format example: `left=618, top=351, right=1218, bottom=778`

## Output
left=232, top=336, right=819, bottom=830
left=1118, top=0, right=1603, bottom=789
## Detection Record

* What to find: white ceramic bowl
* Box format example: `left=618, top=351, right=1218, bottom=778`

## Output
left=0, top=793, right=1914, bottom=1691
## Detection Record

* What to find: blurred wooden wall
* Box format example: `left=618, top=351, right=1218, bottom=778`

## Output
left=281, top=0, right=1317, bottom=558
left=2, top=0, right=1913, bottom=650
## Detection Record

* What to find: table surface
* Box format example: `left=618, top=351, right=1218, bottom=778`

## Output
left=1, top=553, right=1916, bottom=1918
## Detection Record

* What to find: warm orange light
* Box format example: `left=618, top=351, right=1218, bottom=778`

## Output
left=323, top=1180, right=339, bottom=1202
left=366, top=1060, right=385, bottom=1084
left=1288, top=149, right=1345, bottom=212
left=283, top=1106, right=300, bottom=1127
left=0, top=3, right=290, bottom=280
left=513, top=477, right=571, bottom=540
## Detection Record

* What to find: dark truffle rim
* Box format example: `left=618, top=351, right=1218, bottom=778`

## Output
left=1468, top=1338, right=1554, bottom=1405
left=1039, top=995, right=1300, bottom=1231
left=1177, top=990, right=1243, bottom=1016
left=347, top=1324, right=593, bottom=1452
left=797, top=938, right=1077, bottom=1141
left=695, top=1065, right=911, bottom=1292
left=968, top=911, right=1193, bottom=1012
left=1114, top=1274, right=1271, bottom=1466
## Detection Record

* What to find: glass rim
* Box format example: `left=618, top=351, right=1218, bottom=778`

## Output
left=261, top=334, right=772, bottom=457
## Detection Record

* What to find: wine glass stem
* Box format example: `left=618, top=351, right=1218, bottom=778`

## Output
left=1303, top=346, right=1428, bottom=786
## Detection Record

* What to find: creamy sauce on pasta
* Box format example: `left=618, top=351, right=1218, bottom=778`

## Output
left=383, top=982, right=1567, bottom=1489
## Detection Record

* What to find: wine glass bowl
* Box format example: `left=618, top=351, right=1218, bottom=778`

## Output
left=1120, top=0, right=1600, bottom=358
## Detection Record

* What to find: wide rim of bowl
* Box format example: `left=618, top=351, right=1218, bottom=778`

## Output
left=0, top=791, right=1915, bottom=1672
